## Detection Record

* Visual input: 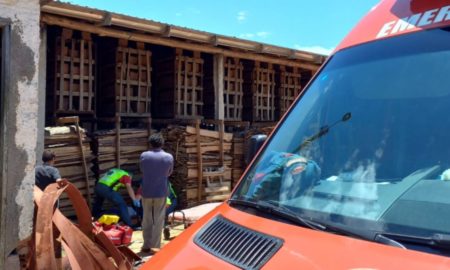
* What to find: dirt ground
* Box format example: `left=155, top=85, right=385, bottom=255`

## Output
left=130, top=225, right=185, bottom=269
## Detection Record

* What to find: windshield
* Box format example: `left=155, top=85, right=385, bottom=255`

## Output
left=233, top=27, right=450, bottom=250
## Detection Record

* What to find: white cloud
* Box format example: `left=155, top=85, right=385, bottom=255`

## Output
left=256, top=31, right=270, bottom=38
left=237, top=11, right=247, bottom=22
left=294, top=45, right=334, bottom=55
left=175, top=12, right=182, bottom=17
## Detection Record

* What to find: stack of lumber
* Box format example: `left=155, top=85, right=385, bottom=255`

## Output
left=92, top=128, right=152, bottom=209
left=93, top=128, right=152, bottom=179
left=44, top=125, right=95, bottom=216
left=162, top=125, right=233, bottom=208
left=231, top=135, right=245, bottom=188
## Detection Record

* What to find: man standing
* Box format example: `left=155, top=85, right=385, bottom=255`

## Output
left=140, top=133, right=174, bottom=253
left=92, top=168, right=140, bottom=228
left=35, top=150, right=62, bottom=190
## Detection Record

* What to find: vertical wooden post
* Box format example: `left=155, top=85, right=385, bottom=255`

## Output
left=195, top=119, right=203, bottom=202
left=75, top=118, right=92, bottom=208
left=58, top=37, right=64, bottom=111
left=219, top=119, right=224, bottom=166
left=183, top=53, right=188, bottom=116
left=69, top=39, right=75, bottom=111
left=175, top=49, right=181, bottom=117
left=126, top=49, right=131, bottom=114
left=192, top=51, right=198, bottom=116
left=88, top=39, right=93, bottom=113
left=56, top=116, right=92, bottom=208
left=119, top=46, right=126, bottom=114
left=115, top=115, right=121, bottom=168
left=213, top=54, right=224, bottom=121
left=146, top=51, right=151, bottom=114
left=80, top=39, right=84, bottom=111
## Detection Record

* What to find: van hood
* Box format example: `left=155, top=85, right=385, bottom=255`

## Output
left=142, top=203, right=450, bottom=269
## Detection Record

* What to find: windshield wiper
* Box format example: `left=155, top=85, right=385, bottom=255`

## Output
left=228, top=198, right=326, bottom=231
left=377, top=233, right=450, bottom=250
left=228, top=198, right=411, bottom=250
left=295, top=112, right=352, bottom=152
left=300, top=220, right=407, bottom=249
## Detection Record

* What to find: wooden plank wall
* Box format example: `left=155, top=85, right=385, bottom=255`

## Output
left=48, top=28, right=96, bottom=117
left=242, top=60, right=277, bottom=122
left=277, top=66, right=302, bottom=118
left=98, top=39, right=152, bottom=117
left=223, top=57, right=244, bottom=121
left=154, top=49, right=204, bottom=119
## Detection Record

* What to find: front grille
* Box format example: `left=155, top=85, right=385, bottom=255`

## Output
left=194, top=215, right=283, bottom=270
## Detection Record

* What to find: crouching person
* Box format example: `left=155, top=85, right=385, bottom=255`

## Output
left=92, top=168, right=141, bottom=228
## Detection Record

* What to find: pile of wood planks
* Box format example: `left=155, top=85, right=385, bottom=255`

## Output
left=162, top=124, right=233, bottom=208
left=231, top=135, right=245, bottom=188
left=44, top=125, right=95, bottom=217
left=93, top=128, right=151, bottom=180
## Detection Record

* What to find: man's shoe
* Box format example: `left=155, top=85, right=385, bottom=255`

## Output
left=140, top=247, right=151, bottom=253
left=150, top=248, right=160, bottom=255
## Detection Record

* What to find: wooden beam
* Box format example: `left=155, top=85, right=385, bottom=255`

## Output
left=41, top=14, right=321, bottom=71
left=195, top=120, right=203, bottom=202
left=213, top=54, right=224, bottom=120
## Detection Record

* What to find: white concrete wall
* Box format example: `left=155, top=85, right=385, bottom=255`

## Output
left=0, top=0, right=41, bottom=267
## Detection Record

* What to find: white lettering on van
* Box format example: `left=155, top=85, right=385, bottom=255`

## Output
left=418, top=9, right=439, bottom=26
left=376, top=21, right=396, bottom=38
left=377, top=5, right=450, bottom=39
left=391, top=14, right=421, bottom=34
left=434, top=5, right=450, bottom=23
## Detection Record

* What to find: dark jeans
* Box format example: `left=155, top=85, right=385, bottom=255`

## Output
left=92, top=183, right=133, bottom=226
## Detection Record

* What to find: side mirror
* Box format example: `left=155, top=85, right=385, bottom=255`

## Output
left=245, top=134, right=267, bottom=165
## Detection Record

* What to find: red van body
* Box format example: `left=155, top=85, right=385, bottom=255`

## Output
left=143, top=1, right=450, bottom=269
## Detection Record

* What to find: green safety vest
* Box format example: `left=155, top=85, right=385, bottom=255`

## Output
left=166, top=183, right=177, bottom=205
left=99, top=168, right=130, bottom=191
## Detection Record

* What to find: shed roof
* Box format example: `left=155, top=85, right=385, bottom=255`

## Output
left=41, top=1, right=325, bottom=70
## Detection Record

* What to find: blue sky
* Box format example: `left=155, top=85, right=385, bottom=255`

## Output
left=63, top=0, right=379, bottom=55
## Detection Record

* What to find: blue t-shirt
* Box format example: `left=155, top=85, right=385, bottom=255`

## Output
left=35, top=163, right=61, bottom=190
left=140, top=149, right=174, bottom=198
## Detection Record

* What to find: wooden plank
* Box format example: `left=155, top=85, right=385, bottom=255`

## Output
left=206, top=194, right=229, bottom=202
left=79, top=39, right=84, bottom=111
left=88, top=40, right=93, bottom=111
left=58, top=36, right=65, bottom=111
left=137, top=49, right=142, bottom=113
left=115, top=115, right=121, bottom=168
left=126, top=49, right=131, bottom=114
left=183, top=55, right=188, bottom=116
left=118, top=46, right=126, bottom=113
left=205, top=186, right=229, bottom=193
left=69, top=38, right=75, bottom=110
left=193, top=51, right=199, bottom=116
left=195, top=120, right=203, bottom=202
left=146, top=51, right=151, bottom=114
left=176, top=54, right=182, bottom=117
left=219, top=120, right=224, bottom=164
left=75, top=119, right=92, bottom=207
left=185, top=126, right=232, bottom=141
